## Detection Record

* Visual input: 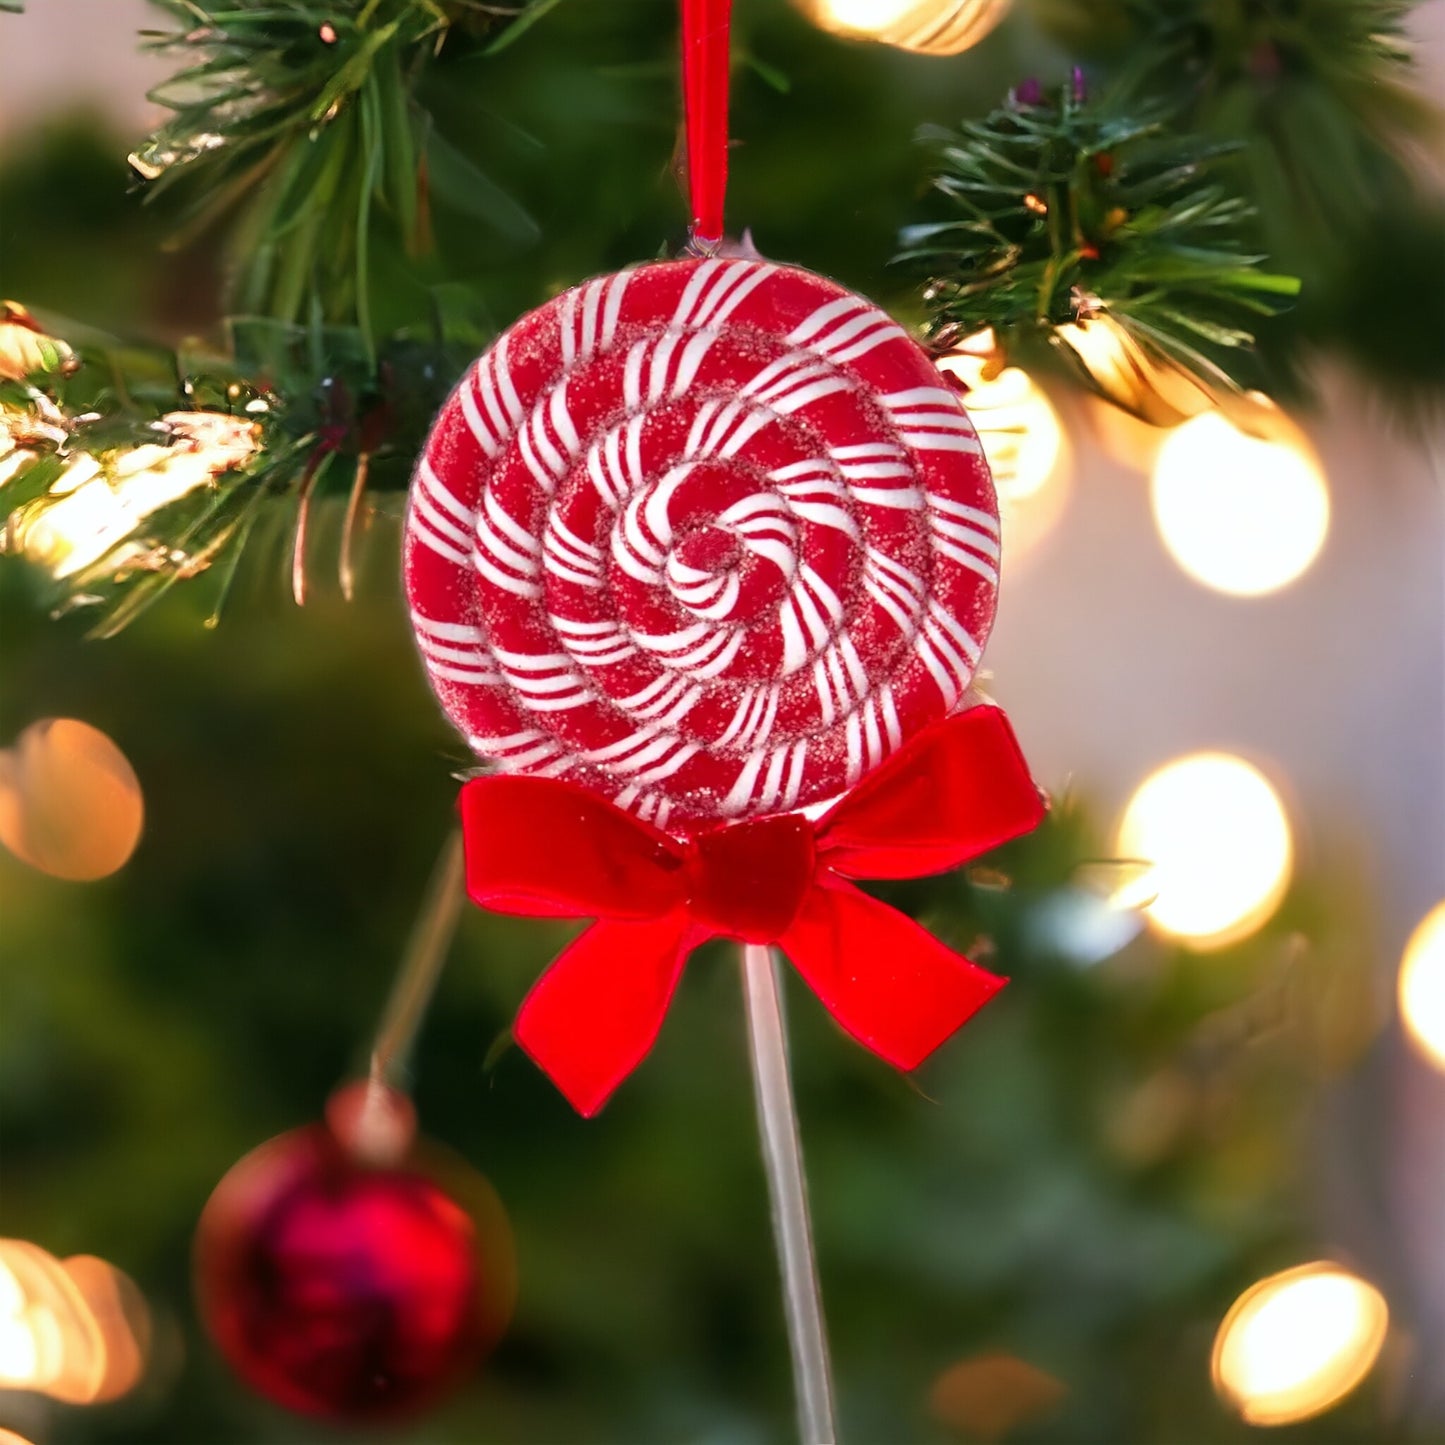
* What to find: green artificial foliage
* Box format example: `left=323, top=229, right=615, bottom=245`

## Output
left=1025, top=0, right=1445, bottom=401
left=0, top=312, right=477, bottom=635
left=135, top=0, right=547, bottom=347
left=0, top=0, right=590, bottom=636
left=898, top=83, right=1299, bottom=401
left=1039, top=0, right=1437, bottom=259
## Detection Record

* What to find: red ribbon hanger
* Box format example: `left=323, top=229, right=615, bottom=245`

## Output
left=681, top=0, right=733, bottom=247
left=461, top=706, right=1046, bottom=1115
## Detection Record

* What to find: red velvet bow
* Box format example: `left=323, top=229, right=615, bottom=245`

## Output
left=460, top=705, right=1045, bottom=1115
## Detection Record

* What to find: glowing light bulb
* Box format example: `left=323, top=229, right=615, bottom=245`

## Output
left=1213, top=1263, right=1388, bottom=1425
left=1116, top=753, right=1291, bottom=948
left=1151, top=403, right=1328, bottom=597
left=1054, top=314, right=1216, bottom=427
left=0, top=1258, right=40, bottom=1383
left=821, top=0, right=914, bottom=28
left=0, top=301, right=74, bottom=382
left=936, top=347, right=1069, bottom=560
left=1399, top=901, right=1445, bottom=1071
left=804, top=0, right=1009, bottom=54
left=4, top=411, right=259, bottom=580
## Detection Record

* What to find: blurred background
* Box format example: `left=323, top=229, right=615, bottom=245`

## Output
left=0, top=0, right=1442, bottom=1441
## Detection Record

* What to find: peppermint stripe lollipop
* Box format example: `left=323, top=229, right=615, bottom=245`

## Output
left=405, top=257, right=999, bottom=830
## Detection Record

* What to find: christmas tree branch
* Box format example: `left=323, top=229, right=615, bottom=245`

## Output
left=899, top=82, right=1300, bottom=407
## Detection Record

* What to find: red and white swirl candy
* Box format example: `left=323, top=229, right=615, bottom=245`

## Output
left=405, top=257, right=999, bottom=830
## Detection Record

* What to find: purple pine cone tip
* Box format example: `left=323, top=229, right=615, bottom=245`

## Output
left=1012, top=77, right=1043, bottom=107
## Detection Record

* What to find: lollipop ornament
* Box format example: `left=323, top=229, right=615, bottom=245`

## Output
left=404, top=2, right=1044, bottom=1437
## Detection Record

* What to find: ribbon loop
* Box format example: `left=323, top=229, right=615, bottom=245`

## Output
left=462, top=775, right=685, bottom=919
left=781, top=876, right=1007, bottom=1071
left=681, top=0, right=733, bottom=245
left=513, top=914, right=696, bottom=1117
left=816, top=705, right=1044, bottom=880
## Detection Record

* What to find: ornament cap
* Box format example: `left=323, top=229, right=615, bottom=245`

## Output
left=325, top=1078, right=417, bottom=1166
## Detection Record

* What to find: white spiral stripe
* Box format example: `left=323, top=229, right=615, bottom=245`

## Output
left=928, top=493, right=1001, bottom=535
left=561, top=270, right=632, bottom=365
left=412, top=487, right=472, bottom=554
left=410, top=614, right=484, bottom=643
left=411, top=510, right=471, bottom=567
left=467, top=730, right=568, bottom=775
left=475, top=506, right=539, bottom=578
left=778, top=562, right=843, bottom=676
left=417, top=459, right=475, bottom=528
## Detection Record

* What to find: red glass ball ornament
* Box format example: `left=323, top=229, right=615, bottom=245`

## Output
left=195, top=1093, right=511, bottom=1421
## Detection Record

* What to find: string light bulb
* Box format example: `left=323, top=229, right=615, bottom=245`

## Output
left=936, top=336, right=1069, bottom=560
left=1116, top=753, right=1292, bottom=948
left=1212, top=1263, right=1388, bottom=1426
left=1398, top=901, right=1445, bottom=1071
left=0, top=300, right=75, bottom=382
left=3, top=411, right=259, bottom=580
left=0, top=400, right=66, bottom=488
left=1053, top=313, right=1217, bottom=427
left=799, top=0, right=1011, bottom=55
left=1150, top=398, right=1328, bottom=597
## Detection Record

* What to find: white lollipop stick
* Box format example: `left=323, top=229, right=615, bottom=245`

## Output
left=741, top=942, right=839, bottom=1444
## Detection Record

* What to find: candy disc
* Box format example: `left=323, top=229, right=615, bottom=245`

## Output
left=405, top=257, right=998, bottom=830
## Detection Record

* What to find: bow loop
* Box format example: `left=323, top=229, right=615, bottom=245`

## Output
left=815, top=706, right=1045, bottom=880
left=513, top=914, right=698, bottom=1117
left=462, top=775, right=685, bottom=919
left=781, top=875, right=1007, bottom=1070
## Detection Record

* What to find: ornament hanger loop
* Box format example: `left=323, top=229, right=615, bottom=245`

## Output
left=681, top=0, right=732, bottom=249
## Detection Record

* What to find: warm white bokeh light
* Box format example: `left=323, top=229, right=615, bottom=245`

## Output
left=936, top=350, right=1069, bottom=561
left=935, top=353, right=1066, bottom=498
left=1116, top=753, right=1292, bottom=948
left=0, top=1240, right=149, bottom=1405
left=1151, top=408, right=1329, bottom=597
left=0, top=1254, right=41, bottom=1384
left=1212, top=1263, right=1388, bottom=1426
left=0, top=1241, right=101, bottom=1403
left=0, top=718, right=145, bottom=881
left=1399, top=901, right=1445, bottom=1071
left=820, top=0, right=914, bottom=30
left=806, top=0, right=1010, bottom=53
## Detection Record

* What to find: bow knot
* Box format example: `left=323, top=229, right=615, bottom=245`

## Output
left=685, top=813, right=815, bottom=943
left=461, top=705, right=1044, bottom=1115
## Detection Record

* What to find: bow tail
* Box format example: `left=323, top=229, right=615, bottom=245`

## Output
left=780, top=877, right=1007, bottom=1071
left=513, top=912, right=694, bottom=1117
